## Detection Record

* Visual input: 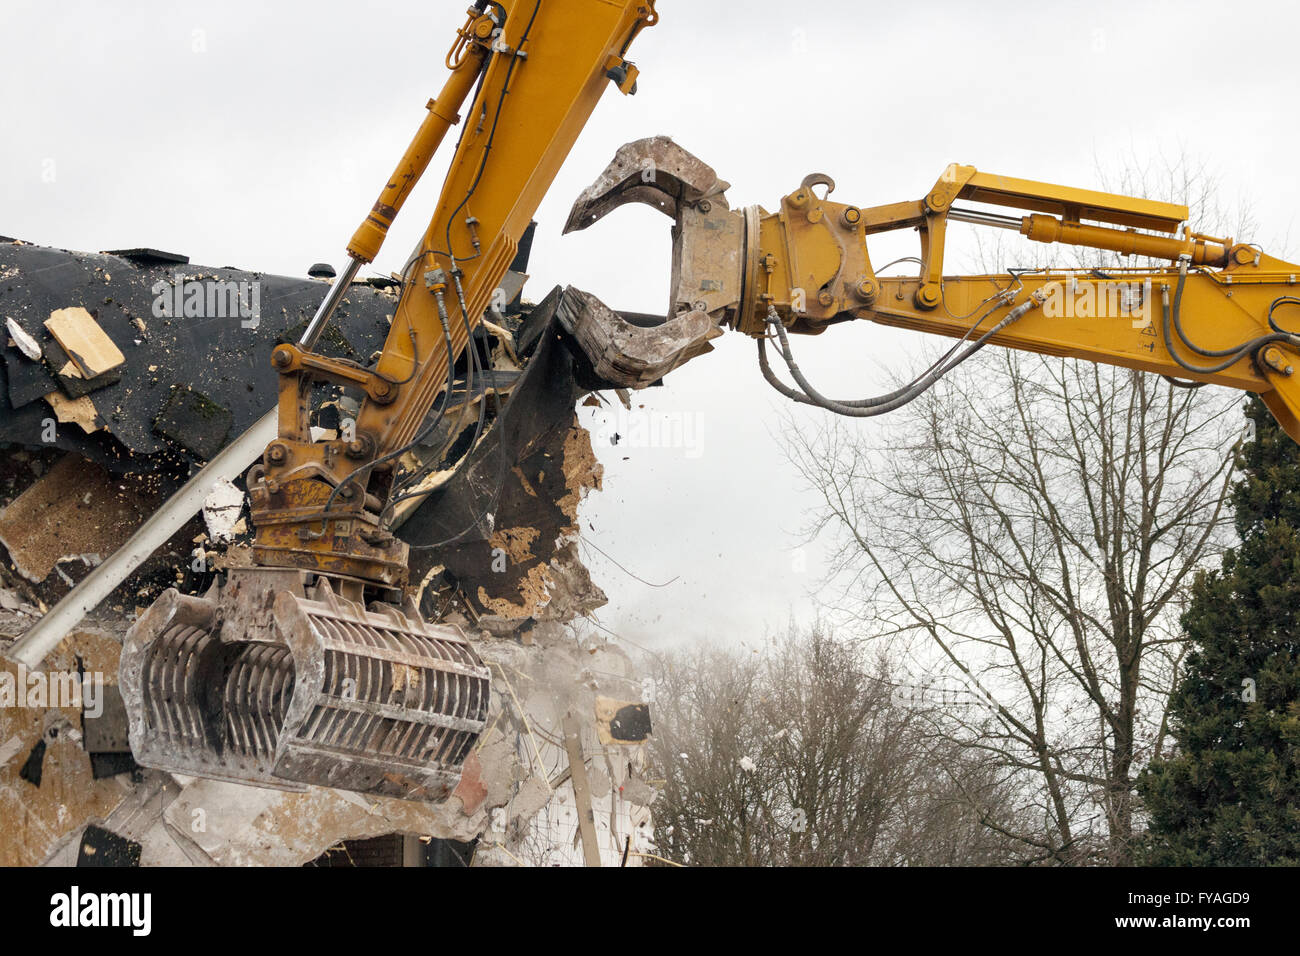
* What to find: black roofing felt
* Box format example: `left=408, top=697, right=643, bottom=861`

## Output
left=0, top=240, right=397, bottom=472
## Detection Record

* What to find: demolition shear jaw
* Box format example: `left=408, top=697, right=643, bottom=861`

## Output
left=558, top=136, right=750, bottom=385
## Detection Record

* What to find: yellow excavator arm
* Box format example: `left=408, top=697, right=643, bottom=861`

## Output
left=565, top=137, right=1300, bottom=442
left=116, top=0, right=660, bottom=802
left=259, top=1, right=658, bottom=590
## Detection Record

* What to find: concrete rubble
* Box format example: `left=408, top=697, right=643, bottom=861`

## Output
left=0, top=608, right=656, bottom=866
left=0, top=233, right=701, bottom=866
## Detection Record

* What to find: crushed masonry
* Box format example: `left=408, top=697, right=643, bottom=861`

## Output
left=0, top=233, right=696, bottom=865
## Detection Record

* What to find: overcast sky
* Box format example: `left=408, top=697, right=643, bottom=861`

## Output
left=3, top=0, right=1297, bottom=651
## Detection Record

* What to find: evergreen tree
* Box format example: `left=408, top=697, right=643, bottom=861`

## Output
left=1138, top=396, right=1300, bottom=865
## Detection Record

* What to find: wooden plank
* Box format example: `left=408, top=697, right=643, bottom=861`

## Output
left=49, top=340, right=121, bottom=397
left=561, top=713, right=602, bottom=867
left=43, top=307, right=124, bottom=379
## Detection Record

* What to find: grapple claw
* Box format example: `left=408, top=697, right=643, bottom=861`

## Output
left=559, top=137, right=749, bottom=386
left=557, top=286, right=723, bottom=387
left=563, top=135, right=730, bottom=234
left=120, top=569, right=489, bottom=801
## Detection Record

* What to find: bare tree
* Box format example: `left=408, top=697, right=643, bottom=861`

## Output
left=786, top=354, right=1241, bottom=863
left=646, top=623, right=1027, bottom=865
left=646, top=639, right=774, bottom=866
left=782, top=154, right=1253, bottom=864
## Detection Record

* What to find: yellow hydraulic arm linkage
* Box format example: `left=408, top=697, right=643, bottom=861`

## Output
left=565, top=137, right=1300, bottom=443
left=118, top=0, right=658, bottom=802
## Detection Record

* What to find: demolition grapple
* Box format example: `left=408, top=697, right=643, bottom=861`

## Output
left=120, top=569, right=489, bottom=800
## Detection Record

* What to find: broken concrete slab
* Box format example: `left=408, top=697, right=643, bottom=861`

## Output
left=509, top=772, right=553, bottom=822
left=201, top=477, right=244, bottom=544
left=451, top=751, right=489, bottom=815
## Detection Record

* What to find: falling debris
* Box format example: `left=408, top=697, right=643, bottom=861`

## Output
left=0, top=230, right=672, bottom=866
left=595, top=696, right=652, bottom=744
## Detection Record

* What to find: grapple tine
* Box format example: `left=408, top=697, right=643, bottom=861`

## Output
left=556, top=286, right=724, bottom=388
left=119, top=568, right=489, bottom=801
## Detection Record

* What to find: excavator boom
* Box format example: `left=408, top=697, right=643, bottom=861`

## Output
left=117, top=0, right=659, bottom=801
